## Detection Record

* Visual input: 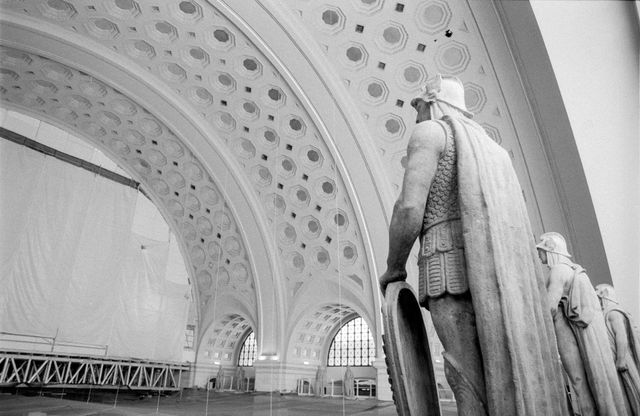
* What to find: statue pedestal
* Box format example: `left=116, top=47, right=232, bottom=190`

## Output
left=372, top=357, right=393, bottom=401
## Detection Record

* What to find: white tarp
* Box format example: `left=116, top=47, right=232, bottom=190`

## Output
left=0, top=139, right=189, bottom=361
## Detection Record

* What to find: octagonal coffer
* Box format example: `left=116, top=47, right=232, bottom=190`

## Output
left=39, top=0, right=78, bottom=20
left=435, top=41, right=471, bottom=75
left=313, top=5, right=346, bottom=35
left=374, top=21, right=408, bottom=54
left=415, top=0, right=452, bottom=35
left=340, top=42, right=369, bottom=70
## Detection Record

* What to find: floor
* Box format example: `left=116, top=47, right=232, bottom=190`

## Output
left=0, top=390, right=458, bottom=416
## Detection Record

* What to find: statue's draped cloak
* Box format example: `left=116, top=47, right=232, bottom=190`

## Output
left=448, top=115, right=568, bottom=415
left=561, top=267, right=628, bottom=415
left=604, top=305, right=640, bottom=414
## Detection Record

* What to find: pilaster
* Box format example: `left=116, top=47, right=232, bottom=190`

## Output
left=372, top=357, right=393, bottom=401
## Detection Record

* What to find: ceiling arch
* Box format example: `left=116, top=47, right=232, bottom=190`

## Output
left=197, top=280, right=257, bottom=347
left=197, top=313, right=254, bottom=367
left=192, top=311, right=253, bottom=385
left=0, top=27, right=283, bottom=353
left=0, top=0, right=612, bottom=368
left=285, top=277, right=377, bottom=356
left=285, top=303, right=360, bottom=366
left=0, top=45, right=263, bottom=333
left=0, top=0, right=386, bottom=356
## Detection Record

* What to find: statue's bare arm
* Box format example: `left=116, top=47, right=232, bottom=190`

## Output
left=547, top=265, right=571, bottom=317
left=607, top=311, right=630, bottom=371
left=379, top=121, right=445, bottom=295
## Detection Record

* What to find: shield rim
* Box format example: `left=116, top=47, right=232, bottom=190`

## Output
left=382, top=281, right=441, bottom=416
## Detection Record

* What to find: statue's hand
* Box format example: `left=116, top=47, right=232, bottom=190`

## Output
left=379, top=269, right=407, bottom=296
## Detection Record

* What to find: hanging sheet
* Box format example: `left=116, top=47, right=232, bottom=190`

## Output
left=0, top=139, right=189, bottom=361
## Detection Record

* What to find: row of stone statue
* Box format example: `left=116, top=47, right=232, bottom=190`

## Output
left=213, top=365, right=246, bottom=391
left=538, top=232, right=640, bottom=415
left=379, top=74, right=638, bottom=415
left=314, top=366, right=355, bottom=398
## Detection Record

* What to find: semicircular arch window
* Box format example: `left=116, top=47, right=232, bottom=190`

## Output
left=327, top=317, right=374, bottom=366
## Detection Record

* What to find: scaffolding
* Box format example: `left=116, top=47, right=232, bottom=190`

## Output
left=0, top=350, right=190, bottom=391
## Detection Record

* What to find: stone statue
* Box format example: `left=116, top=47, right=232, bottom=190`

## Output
left=215, top=365, right=224, bottom=391
left=314, top=365, right=326, bottom=397
left=537, top=232, right=628, bottom=415
left=380, top=74, right=568, bottom=415
left=597, top=283, right=640, bottom=415
left=234, top=366, right=245, bottom=391
left=343, top=366, right=355, bottom=399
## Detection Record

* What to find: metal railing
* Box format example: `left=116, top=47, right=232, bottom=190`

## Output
left=0, top=350, right=190, bottom=391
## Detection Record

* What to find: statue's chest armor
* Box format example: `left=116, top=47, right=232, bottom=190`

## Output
left=418, top=121, right=468, bottom=306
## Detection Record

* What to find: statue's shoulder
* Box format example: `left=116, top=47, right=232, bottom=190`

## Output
left=409, top=120, right=447, bottom=153
left=412, top=120, right=447, bottom=138
left=549, top=263, right=574, bottom=282
left=605, top=307, right=628, bottom=321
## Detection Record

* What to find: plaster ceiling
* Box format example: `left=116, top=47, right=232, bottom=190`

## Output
left=284, top=0, right=513, bottom=194
left=0, top=0, right=607, bottom=364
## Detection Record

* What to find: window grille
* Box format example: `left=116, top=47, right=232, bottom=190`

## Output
left=327, top=317, right=375, bottom=366
left=238, top=331, right=257, bottom=367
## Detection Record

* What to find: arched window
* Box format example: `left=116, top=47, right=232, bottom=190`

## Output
left=238, top=331, right=257, bottom=367
left=327, top=317, right=375, bottom=366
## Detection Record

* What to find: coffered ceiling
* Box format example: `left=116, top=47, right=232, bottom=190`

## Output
left=0, top=0, right=608, bottom=366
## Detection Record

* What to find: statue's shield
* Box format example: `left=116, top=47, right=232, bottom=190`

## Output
left=382, top=281, right=441, bottom=416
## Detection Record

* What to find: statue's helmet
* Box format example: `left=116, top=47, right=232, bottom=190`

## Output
left=536, top=232, right=572, bottom=258
left=412, top=74, right=473, bottom=118
left=595, top=283, right=616, bottom=301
